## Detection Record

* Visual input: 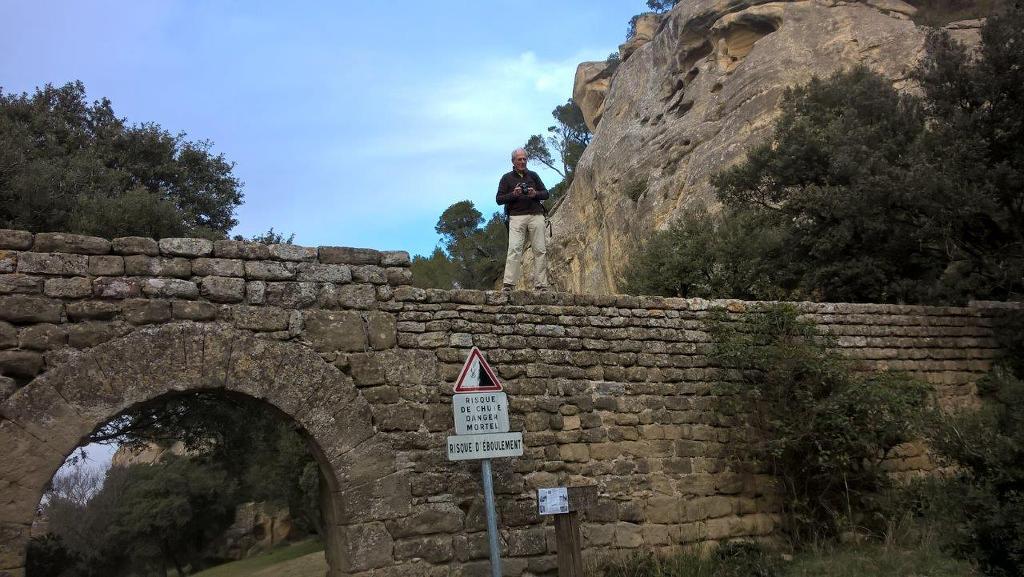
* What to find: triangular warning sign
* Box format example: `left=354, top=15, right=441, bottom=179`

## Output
left=453, top=347, right=503, bottom=393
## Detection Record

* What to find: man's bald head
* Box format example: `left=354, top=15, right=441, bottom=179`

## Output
left=511, top=148, right=528, bottom=170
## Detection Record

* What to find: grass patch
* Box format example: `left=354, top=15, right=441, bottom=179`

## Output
left=596, top=541, right=976, bottom=577
left=786, top=542, right=977, bottom=577
left=189, top=539, right=324, bottom=577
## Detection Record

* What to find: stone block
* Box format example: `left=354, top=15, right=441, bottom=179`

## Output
left=296, top=262, right=351, bottom=283
left=375, top=403, right=424, bottom=431
left=614, top=522, right=644, bottom=548
left=192, top=257, right=245, bottom=277
left=246, top=281, right=266, bottom=304
left=67, top=322, right=125, bottom=349
left=268, top=243, right=317, bottom=261
left=123, top=299, right=172, bottom=325
left=200, top=276, right=246, bottom=303
left=0, top=295, right=62, bottom=323
left=323, top=284, right=377, bottom=309
left=87, top=255, right=124, bottom=276
left=507, top=527, right=547, bottom=556
left=559, top=444, right=590, bottom=462
left=142, top=278, right=199, bottom=299
left=92, top=277, right=142, bottom=299
left=333, top=472, right=411, bottom=524
left=583, top=523, right=615, bottom=547
left=349, top=353, right=384, bottom=386
left=381, top=251, right=411, bottom=267
left=123, top=255, right=191, bottom=277
left=265, top=282, right=318, bottom=308
left=171, top=300, right=219, bottom=321
left=244, top=260, right=296, bottom=280
left=319, top=246, right=381, bottom=265
left=385, top=502, right=465, bottom=539
left=158, top=237, right=213, bottom=257
left=65, top=301, right=120, bottom=321
left=366, top=311, right=396, bottom=349
left=352, top=265, right=387, bottom=284
left=394, top=535, right=454, bottom=563
left=212, top=239, right=270, bottom=259
left=17, top=252, right=87, bottom=276
left=0, top=376, right=15, bottom=399
left=33, top=232, right=110, bottom=254
left=112, top=236, right=158, bottom=255
left=233, top=306, right=289, bottom=331
left=0, top=251, right=15, bottom=274
left=0, top=350, right=44, bottom=378
left=0, top=322, right=15, bottom=349
left=0, top=275, right=42, bottom=295
left=0, top=523, right=30, bottom=570
left=18, top=324, right=66, bottom=350
left=0, top=230, right=32, bottom=250
left=43, top=277, right=92, bottom=298
left=335, top=522, right=393, bottom=572
left=393, top=286, right=426, bottom=301
left=386, top=267, right=413, bottom=286
left=304, top=310, right=366, bottom=352
left=646, top=496, right=682, bottom=524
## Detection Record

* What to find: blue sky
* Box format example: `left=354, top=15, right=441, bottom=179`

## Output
left=1, top=1, right=644, bottom=258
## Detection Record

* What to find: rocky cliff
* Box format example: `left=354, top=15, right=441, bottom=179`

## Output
left=550, top=0, right=983, bottom=295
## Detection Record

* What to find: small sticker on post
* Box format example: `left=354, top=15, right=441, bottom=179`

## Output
left=538, top=487, right=569, bottom=515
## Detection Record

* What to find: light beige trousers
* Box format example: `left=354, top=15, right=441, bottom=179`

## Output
left=502, top=214, right=548, bottom=288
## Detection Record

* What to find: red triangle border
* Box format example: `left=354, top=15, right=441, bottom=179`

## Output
left=453, top=347, right=503, bottom=393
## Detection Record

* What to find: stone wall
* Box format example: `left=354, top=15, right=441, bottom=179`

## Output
left=0, top=229, right=1005, bottom=576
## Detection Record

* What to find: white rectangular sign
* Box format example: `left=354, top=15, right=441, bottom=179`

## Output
left=447, top=432, right=524, bottom=461
left=538, top=487, right=569, bottom=515
left=453, top=392, right=510, bottom=435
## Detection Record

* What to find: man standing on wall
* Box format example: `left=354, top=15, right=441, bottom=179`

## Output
left=497, top=148, right=550, bottom=291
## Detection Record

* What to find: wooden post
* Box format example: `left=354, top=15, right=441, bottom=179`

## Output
left=539, top=485, right=598, bottom=577
left=554, top=511, right=584, bottom=577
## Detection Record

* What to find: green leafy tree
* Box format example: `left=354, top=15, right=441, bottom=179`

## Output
left=524, top=98, right=591, bottom=185
left=0, top=81, right=243, bottom=239
left=646, top=0, right=680, bottom=13
left=235, top=227, right=295, bottom=244
left=713, top=66, right=937, bottom=303
left=410, top=201, right=509, bottom=290
left=107, top=458, right=236, bottom=576
left=910, top=6, right=1024, bottom=301
left=411, top=247, right=458, bottom=289
left=89, top=392, right=323, bottom=537
left=436, top=201, right=507, bottom=289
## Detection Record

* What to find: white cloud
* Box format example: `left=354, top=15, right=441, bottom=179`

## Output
left=347, top=49, right=605, bottom=160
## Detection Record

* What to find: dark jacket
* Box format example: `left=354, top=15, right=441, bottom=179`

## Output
left=496, top=169, right=548, bottom=216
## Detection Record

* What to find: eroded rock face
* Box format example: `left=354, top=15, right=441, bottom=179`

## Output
left=550, top=0, right=981, bottom=295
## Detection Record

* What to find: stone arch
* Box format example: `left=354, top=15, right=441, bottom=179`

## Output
left=0, top=322, right=405, bottom=577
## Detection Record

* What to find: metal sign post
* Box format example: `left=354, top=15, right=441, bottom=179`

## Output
left=481, top=459, right=502, bottom=577
left=446, top=347, right=523, bottom=577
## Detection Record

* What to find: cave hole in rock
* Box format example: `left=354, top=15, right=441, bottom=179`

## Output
left=714, top=13, right=783, bottom=72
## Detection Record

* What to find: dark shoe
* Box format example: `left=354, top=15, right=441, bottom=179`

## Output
left=502, top=284, right=515, bottom=292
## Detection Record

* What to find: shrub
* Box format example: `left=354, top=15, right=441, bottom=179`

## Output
left=708, top=304, right=930, bottom=545
left=922, top=310, right=1024, bottom=576
left=620, top=206, right=787, bottom=299
left=624, top=177, right=648, bottom=202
